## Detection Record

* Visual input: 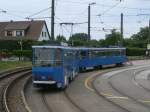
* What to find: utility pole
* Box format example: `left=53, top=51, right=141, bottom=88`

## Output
left=120, top=13, right=123, bottom=47
left=88, top=2, right=96, bottom=41
left=148, top=20, right=150, bottom=44
left=147, top=19, right=150, bottom=57
left=51, top=0, right=55, bottom=40
left=88, top=5, right=91, bottom=41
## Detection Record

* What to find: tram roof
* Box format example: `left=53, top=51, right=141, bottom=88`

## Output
left=32, top=46, right=126, bottom=50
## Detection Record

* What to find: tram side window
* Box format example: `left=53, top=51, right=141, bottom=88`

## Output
left=80, top=51, right=87, bottom=59
left=64, top=52, right=74, bottom=61
left=108, top=51, right=119, bottom=56
left=121, top=50, right=125, bottom=56
left=91, top=50, right=102, bottom=58
left=55, top=49, right=62, bottom=66
left=106, top=51, right=111, bottom=56
left=101, top=51, right=106, bottom=57
left=88, top=51, right=92, bottom=59
left=114, top=50, right=121, bottom=56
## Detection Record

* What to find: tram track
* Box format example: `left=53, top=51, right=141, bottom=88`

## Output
left=40, top=88, right=86, bottom=112
left=89, top=69, right=132, bottom=112
left=0, top=68, right=31, bottom=112
left=37, top=65, right=133, bottom=112
left=20, top=63, right=150, bottom=112
left=92, top=84, right=131, bottom=112
left=108, top=66, right=150, bottom=107
left=63, top=90, right=87, bottom=112
left=41, top=91, right=53, bottom=112
left=132, top=68, right=150, bottom=93
left=22, top=77, right=84, bottom=112
left=91, top=65, right=150, bottom=112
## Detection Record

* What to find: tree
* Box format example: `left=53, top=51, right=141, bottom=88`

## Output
left=69, top=33, right=88, bottom=46
left=129, top=27, right=149, bottom=48
left=104, top=29, right=122, bottom=47
left=89, top=39, right=100, bottom=47
left=56, top=35, right=67, bottom=42
left=69, top=33, right=88, bottom=41
left=131, top=27, right=149, bottom=41
left=99, top=39, right=107, bottom=47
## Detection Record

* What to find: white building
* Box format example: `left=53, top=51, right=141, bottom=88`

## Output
left=0, top=20, right=51, bottom=41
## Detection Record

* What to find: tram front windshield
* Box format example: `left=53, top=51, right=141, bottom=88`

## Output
left=33, top=48, right=62, bottom=67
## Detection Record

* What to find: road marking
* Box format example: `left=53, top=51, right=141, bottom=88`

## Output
left=100, top=92, right=114, bottom=97
left=84, top=75, right=95, bottom=92
left=138, top=100, right=150, bottom=103
left=100, top=92, right=128, bottom=100
left=107, top=96, right=129, bottom=100
left=84, top=71, right=102, bottom=92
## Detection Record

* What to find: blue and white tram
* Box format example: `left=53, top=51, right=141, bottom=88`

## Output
left=32, top=46, right=126, bottom=88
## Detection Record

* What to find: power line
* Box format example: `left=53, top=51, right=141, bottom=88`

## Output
left=26, top=16, right=51, bottom=20
left=58, top=22, right=87, bottom=25
left=0, top=8, right=25, bottom=19
left=26, top=7, right=51, bottom=19
left=57, top=0, right=150, bottom=11
left=99, top=2, right=121, bottom=16
left=5, top=12, right=25, bottom=19
left=96, top=13, right=150, bottom=19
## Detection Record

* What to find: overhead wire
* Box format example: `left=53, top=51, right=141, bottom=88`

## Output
left=99, top=1, right=121, bottom=16
left=57, top=0, right=150, bottom=11
left=26, top=7, right=51, bottom=19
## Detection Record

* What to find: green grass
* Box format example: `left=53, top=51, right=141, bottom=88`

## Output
left=0, top=61, right=32, bottom=71
left=127, top=56, right=148, bottom=60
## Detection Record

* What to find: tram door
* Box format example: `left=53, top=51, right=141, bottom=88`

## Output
left=63, top=51, right=71, bottom=85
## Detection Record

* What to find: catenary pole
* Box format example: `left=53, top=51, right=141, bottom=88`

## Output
left=88, top=5, right=91, bottom=41
left=120, top=13, right=123, bottom=46
left=51, top=0, right=55, bottom=40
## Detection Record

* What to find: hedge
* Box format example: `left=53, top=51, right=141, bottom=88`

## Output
left=0, top=40, right=61, bottom=50
left=126, top=47, right=146, bottom=56
left=12, top=50, right=32, bottom=59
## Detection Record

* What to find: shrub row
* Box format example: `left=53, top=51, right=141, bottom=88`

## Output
left=0, top=50, right=32, bottom=59
left=126, top=47, right=146, bottom=56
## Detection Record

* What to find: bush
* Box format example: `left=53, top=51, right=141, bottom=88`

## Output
left=12, top=50, right=32, bottom=59
left=0, top=40, right=19, bottom=50
left=126, top=47, right=146, bottom=56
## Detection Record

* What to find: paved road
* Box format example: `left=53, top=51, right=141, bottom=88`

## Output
left=25, top=80, right=81, bottom=112
left=25, top=68, right=128, bottom=112
left=94, top=64, right=150, bottom=112
left=24, top=60, right=150, bottom=112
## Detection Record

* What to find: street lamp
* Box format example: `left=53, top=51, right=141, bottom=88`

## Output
left=88, top=2, right=96, bottom=41
left=0, top=10, right=7, bottom=13
left=89, top=2, right=96, bottom=6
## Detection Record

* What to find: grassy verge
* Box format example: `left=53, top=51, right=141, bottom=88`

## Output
left=0, top=61, right=32, bottom=71
left=127, top=56, right=148, bottom=60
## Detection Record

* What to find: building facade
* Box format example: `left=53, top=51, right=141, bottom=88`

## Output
left=0, top=20, right=51, bottom=41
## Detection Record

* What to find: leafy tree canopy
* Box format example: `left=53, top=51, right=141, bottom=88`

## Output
left=69, top=33, right=88, bottom=41
left=105, top=29, right=122, bottom=46
left=131, top=27, right=149, bottom=41
left=56, top=35, right=67, bottom=42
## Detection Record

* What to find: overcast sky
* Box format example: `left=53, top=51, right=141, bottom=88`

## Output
left=0, top=0, right=150, bottom=40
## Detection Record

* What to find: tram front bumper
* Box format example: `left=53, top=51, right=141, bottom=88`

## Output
left=33, top=81, right=56, bottom=84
